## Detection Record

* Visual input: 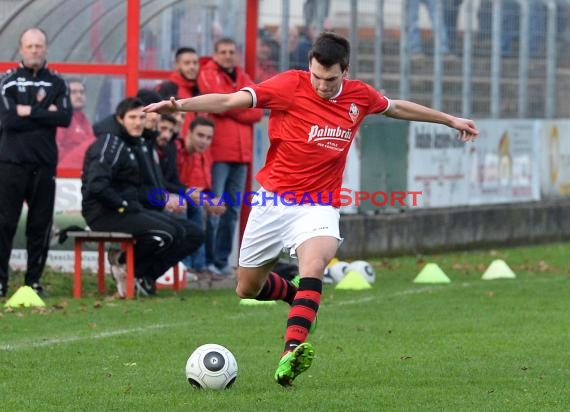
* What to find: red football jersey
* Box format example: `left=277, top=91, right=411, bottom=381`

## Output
left=243, top=70, right=390, bottom=207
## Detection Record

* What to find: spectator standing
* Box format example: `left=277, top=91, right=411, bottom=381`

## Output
left=197, top=38, right=263, bottom=278
left=443, top=0, right=463, bottom=54
left=0, top=28, right=72, bottom=297
left=56, top=78, right=96, bottom=169
left=82, top=97, right=203, bottom=297
left=407, top=0, right=451, bottom=56
left=156, top=47, right=200, bottom=136
left=501, top=1, right=547, bottom=57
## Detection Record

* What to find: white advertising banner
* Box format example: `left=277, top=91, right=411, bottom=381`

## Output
left=407, top=120, right=541, bottom=208
left=468, top=120, right=540, bottom=204
left=540, top=120, right=570, bottom=198
left=407, top=122, right=470, bottom=207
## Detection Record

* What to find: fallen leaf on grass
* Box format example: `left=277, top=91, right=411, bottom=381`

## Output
left=52, top=300, right=69, bottom=310
left=536, top=261, right=550, bottom=272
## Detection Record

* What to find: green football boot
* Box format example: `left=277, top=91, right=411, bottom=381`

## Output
left=274, top=342, right=315, bottom=387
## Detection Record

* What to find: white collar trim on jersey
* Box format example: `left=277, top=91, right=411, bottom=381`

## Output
left=329, top=83, right=343, bottom=100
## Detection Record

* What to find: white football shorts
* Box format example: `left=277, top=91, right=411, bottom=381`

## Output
left=238, top=187, right=342, bottom=267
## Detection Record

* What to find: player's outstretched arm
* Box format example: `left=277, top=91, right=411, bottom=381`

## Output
left=384, top=99, right=479, bottom=142
left=143, top=91, right=253, bottom=115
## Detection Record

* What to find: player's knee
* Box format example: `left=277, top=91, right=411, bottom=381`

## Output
left=235, top=282, right=257, bottom=299
left=304, top=261, right=327, bottom=279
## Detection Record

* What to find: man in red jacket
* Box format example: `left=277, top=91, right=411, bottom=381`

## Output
left=156, top=47, right=200, bottom=136
left=198, top=38, right=263, bottom=278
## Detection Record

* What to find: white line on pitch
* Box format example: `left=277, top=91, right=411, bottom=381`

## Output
left=1, top=322, right=189, bottom=352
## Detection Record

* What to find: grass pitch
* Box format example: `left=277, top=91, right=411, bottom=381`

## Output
left=1, top=243, right=569, bottom=411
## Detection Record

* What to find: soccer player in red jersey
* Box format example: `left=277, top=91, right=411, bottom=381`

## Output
left=144, top=32, right=478, bottom=386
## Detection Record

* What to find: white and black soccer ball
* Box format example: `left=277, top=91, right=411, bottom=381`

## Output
left=348, top=260, right=376, bottom=284
left=185, top=344, right=238, bottom=390
left=328, top=261, right=350, bottom=283
left=322, top=268, right=335, bottom=284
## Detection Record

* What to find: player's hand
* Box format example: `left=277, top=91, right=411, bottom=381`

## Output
left=451, top=117, right=479, bottom=142
left=143, top=97, right=180, bottom=114
left=48, top=104, right=58, bottom=112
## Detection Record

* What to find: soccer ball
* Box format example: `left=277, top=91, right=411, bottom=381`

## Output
left=322, top=268, right=335, bottom=284
left=328, top=261, right=350, bottom=283
left=348, top=260, right=376, bottom=284
left=185, top=344, right=238, bottom=389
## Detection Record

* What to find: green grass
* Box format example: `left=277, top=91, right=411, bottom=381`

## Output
left=1, top=243, right=570, bottom=411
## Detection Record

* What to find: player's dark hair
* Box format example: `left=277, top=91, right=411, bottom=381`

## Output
left=115, top=97, right=144, bottom=119
left=175, top=47, right=197, bottom=61
left=190, top=116, right=215, bottom=131
left=308, top=32, right=350, bottom=72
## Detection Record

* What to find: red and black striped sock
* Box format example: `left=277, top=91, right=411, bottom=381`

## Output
left=255, top=272, right=297, bottom=304
left=284, top=277, right=322, bottom=353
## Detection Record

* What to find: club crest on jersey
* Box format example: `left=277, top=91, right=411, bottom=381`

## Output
left=348, top=103, right=359, bottom=123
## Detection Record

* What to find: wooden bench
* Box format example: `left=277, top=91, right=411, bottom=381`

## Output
left=67, top=231, right=180, bottom=299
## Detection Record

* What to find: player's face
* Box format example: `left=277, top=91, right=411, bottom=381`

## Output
left=213, top=43, right=237, bottom=71
left=19, top=29, right=47, bottom=70
left=186, top=125, right=214, bottom=153
left=309, top=59, right=347, bottom=100
left=69, top=81, right=86, bottom=111
left=176, top=52, right=199, bottom=80
left=118, top=108, right=146, bottom=137
left=157, top=120, right=175, bottom=147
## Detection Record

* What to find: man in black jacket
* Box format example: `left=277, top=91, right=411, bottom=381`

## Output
left=0, top=28, right=72, bottom=297
left=93, top=89, right=186, bottom=213
left=82, top=97, right=203, bottom=296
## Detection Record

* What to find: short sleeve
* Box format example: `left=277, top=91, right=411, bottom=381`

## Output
left=242, top=71, right=301, bottom=111
left=365, top=83, right=390, bottom=114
